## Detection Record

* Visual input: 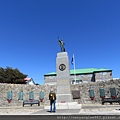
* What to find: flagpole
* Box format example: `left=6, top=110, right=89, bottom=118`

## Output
left=73, top=54, right=76, bottom=84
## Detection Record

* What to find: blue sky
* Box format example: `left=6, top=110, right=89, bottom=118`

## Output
left=0, top=0, right=120, bottom=84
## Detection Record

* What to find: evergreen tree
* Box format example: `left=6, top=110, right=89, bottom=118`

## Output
left=0, top=67, right=28, bottom=84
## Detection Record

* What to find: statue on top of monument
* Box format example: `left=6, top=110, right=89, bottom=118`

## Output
left=58, top=37, right=65, bottom=52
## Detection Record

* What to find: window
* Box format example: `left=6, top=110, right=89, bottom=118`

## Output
left=72, top=79, right=82, bottom=84
left=100, top=72, right=107, bottom=75
left=103, top=72, right=107, bottom=75
left=80, top=75, right=84, bottom=78
left=49, top=76, right=54, bottom=79
left=76, top=80, right=82, bottom=84
left=71, top=75, right=75, bottom=78
left=76, top=80, right=80, bottom=83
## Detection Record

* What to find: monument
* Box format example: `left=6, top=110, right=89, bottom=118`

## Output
left=56, top=38, right=72, bottom=102
left=55, top=38, right=82, bottom=109
left=44, top=38, right=82, bottom=110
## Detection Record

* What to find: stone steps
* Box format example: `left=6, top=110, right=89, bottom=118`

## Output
left=44, top=102, right=82, bottom=109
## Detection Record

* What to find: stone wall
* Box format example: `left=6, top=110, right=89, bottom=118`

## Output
left=0, top=79, right=120, bottom=106
left=71, top=79, right=120, bottom=104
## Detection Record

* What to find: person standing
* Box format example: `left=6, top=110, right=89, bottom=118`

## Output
left=49, top=90, right=56, bottom=112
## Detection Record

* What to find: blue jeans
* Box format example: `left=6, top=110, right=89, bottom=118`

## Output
left=50, top=100, right=56, bottom=112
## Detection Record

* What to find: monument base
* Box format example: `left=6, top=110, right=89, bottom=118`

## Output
left=57, top=94, right=72, bottom=103
left=44, top=102, right=82, bottom=110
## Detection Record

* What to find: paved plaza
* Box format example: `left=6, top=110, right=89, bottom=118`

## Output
left=0, top=103, right=120, bottom=115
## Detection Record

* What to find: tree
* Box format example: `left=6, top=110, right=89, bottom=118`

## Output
left=0, top=67, right=28, bottom=84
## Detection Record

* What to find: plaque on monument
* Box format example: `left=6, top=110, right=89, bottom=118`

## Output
left=72, top=90, right=80, bottom=99
left=59, top=64, right=66, bottom=71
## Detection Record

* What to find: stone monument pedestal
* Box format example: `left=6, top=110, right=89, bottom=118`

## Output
left=56, top=52, right=82, bottom=109
left=56, top=52, right=72, bottom=103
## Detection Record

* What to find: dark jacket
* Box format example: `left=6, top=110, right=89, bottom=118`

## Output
left=49, top=91, right=56, bottom=100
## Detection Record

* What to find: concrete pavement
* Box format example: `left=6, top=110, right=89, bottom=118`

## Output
left=0, top=103, right=120, bottom=115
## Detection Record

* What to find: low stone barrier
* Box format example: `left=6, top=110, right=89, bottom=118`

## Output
left=0, top=79, right=120, bottom=106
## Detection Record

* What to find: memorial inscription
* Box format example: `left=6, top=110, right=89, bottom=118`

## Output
left=72, top=90, right=80, bottom=99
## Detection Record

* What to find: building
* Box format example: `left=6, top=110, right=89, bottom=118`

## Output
left=44, top=68, right=112, bottom=84
left=24, top=78, right=35, bottom=85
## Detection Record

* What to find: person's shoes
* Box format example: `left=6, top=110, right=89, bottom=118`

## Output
left=52, top=111, right=56, bottom=112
